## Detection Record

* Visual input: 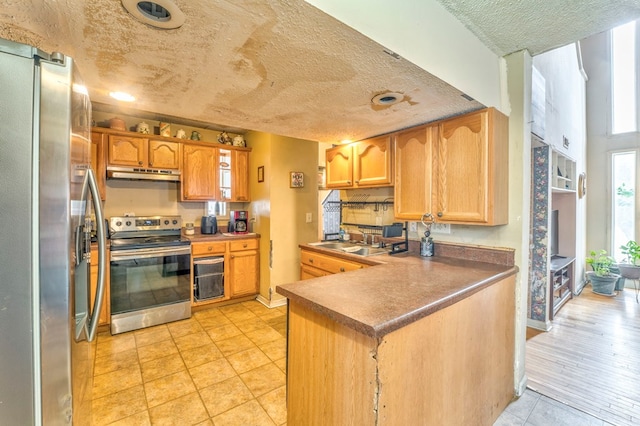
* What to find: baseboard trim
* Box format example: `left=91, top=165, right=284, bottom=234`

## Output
left=516, top=374, right=528, bottom=396
left=256, top=294, right=287, bottom=309
left=527, top=318, right=552, bottom=331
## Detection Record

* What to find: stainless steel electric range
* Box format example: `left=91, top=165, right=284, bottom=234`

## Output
left=109, top=215, right=191, bottom=334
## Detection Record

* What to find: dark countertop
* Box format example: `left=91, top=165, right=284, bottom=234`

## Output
left=183, top=227, right=260, bottom=242
left=277, top=242, right=518, bottom=339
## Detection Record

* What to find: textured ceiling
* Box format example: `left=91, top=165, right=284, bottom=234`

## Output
left=438, top=0, right=640, bottom=56
left=0, top=0, right=637, bottom=142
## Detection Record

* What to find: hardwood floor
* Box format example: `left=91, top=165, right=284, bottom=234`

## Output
left=526, top=286, right=640, bottom=425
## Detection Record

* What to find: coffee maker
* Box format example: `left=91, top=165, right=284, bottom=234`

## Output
left=229, top=210, right=249, bottom=234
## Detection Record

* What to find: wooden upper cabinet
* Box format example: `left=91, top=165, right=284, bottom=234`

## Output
left=181, top=144, right=216, bottom=201
left=232, top=150, right=250, bottom=202
left=108, top=135, right=147, bottom=167
left=107, top=135, right=179, bottom=170
left=90, top=131, right=107, bottom=200
left=326, top=144, right=353, bottom=188
left=433, top=107, right=509, bottom=225
left=394, top=125, right=435, bottom=220
left=148, top=140, right=180, bottom=169
left=354, top=135, right=393, bottom=187
left=326, top=136, right=393, bottom=189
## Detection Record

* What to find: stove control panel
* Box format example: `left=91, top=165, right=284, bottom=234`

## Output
left=110, top=215, right=182, bottom=233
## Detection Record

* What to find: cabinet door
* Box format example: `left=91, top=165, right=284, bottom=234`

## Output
left=229, top=249, right=259, bottom=297
left=394, top=125, right=435, bottom=220
left=326, top=144, right=353, bottom=188
left=149, top=140, right=180, bottom=170
left=354, top=135, right=393, bottom=187
left=231, top=150, right=250, bottom=202
left=434, top=108, right=508, bottom=225
left=182, top=144, right=216, bottom=201
left=90, top=132, right=106, bottom=200
left=108, top=135, right=148, bottom=167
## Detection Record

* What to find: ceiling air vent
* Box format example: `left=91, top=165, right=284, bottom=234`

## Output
left=121, top=0, right=185, bottom=29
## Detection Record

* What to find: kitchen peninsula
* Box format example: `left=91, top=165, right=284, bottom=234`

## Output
left=277, top=242, right=518, bottom=425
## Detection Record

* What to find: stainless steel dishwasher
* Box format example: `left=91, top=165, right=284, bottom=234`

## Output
left=193, top=256, right=225, bottom=301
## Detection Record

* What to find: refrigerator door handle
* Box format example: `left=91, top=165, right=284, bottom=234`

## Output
left=86, top=168, right=106, bottom=342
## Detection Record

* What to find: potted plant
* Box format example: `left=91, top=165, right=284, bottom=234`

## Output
left=586, top=250, right=620, bottom=296
left=617, top=240, right=640, bottom=290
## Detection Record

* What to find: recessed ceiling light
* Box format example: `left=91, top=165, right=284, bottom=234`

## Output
left=109, top=91, right=136, bottom=102
left=371, top=92, right=403, bottom=106
left=121, top=0, right=185, bottom=29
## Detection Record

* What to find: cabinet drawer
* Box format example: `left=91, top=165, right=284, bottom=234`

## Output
left=192, top=241, right=226, bottom=256
left=300, top=250, right=366, bottom=274
left=229, top=239, right=259, bottom=251
left=300, top=264, right=331, bottom=280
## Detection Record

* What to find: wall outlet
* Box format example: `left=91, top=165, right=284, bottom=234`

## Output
left=431, top=223, right=451, bottom=234
left=409, top=222, right=417, bottom=232
left=305, top=212, right=312, bottom=223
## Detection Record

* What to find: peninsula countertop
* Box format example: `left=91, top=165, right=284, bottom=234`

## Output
left=276, top=242, right=518, bottom=339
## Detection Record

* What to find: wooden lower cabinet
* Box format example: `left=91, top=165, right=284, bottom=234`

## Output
left=191, top=238, right=260, bottom=306
left=299, top=249, right=368, bottom=280
left=286, top=275, right=516, bottom=425
left=229, top=248, right=259, bottom=297
left=90, top=244, right=110, bottom=326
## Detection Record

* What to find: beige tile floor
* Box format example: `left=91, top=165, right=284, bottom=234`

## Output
left=90, top=299, right=600, bottom=426
left=91, top=301, right=288, bottom=426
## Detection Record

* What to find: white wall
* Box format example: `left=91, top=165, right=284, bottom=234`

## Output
left=582, top=31, right=640, bottom=256
left=533, top=44, right=588, bottom=286
left=304, top=0, right=505, bottom=113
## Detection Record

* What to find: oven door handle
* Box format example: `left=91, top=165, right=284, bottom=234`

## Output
left=110, top=246, right=191, bottom=261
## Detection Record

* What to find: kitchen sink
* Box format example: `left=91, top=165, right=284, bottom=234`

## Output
left=308, top=241, right=389, bottom=257
left=309, top=242, right=349, bottom=250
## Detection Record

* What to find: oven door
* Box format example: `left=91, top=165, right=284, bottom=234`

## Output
left=110, top=245, right=191, bottom=334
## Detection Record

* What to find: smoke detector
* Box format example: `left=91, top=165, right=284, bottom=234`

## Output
left=121, top=0, right=185, bottom=29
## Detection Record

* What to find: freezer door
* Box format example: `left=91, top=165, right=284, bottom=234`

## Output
left=39, top=54, right=94, bottom=424
left=0, top=42, right=38, bottom=426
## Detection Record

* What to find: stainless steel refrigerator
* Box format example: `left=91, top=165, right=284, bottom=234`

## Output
left=0, top=38, right=107, bottom=424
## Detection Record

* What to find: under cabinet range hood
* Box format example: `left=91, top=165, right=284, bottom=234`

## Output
left=107, top=166, right=181, bottom=182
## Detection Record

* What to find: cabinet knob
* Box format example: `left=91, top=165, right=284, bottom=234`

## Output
left=339, top=267, right=345, bottom=272
left=231, top=255, right=235, bottom=259
left=149, top=162, right=153, bottom=166
left=437, top=212, right=443, bottom=217
left=355, top=180, right=359, bottom=184
left=138, top=161, right=143, bottom=165
left=207, top=246, right=212, bottom=251
left=243, top=243, right=247, bottom=248
left=309, top=258, right=314, bottom=263
left=347, top=180, right=352, bottom=185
